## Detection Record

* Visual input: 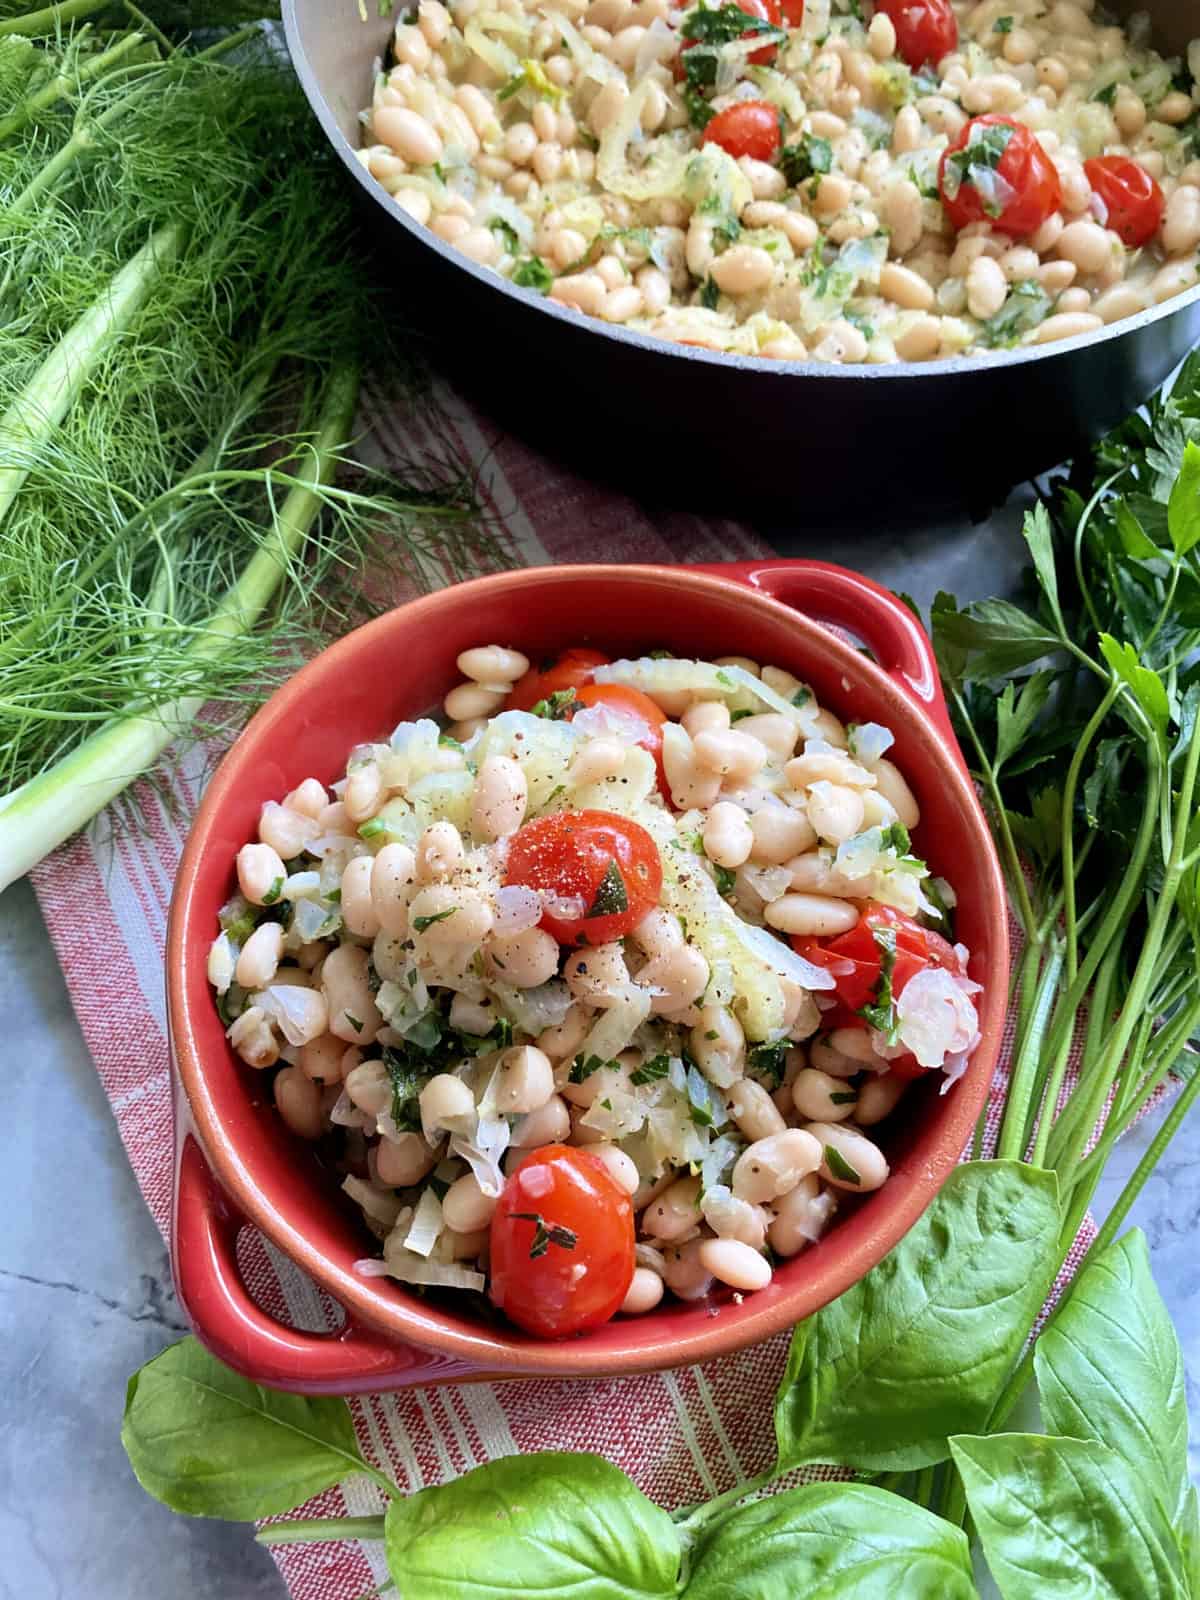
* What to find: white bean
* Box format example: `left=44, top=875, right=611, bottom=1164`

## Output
left=562, top=1058, right=631, bottom=1110
left=765, top=893, right=859, bottom=937
left=345, top=1058, right=392, bottom=1118
left=703, top=801, right=754, bottom=868
left=494, top=1045, right=555, bottom=1115
left=621, top=1266, right=664, bottom=1313
left=641, top=1175, right=702, bottom=1242
left=370, top=842, right=417, bottom=936
left=510, top=1093, right=572, bottom=1148
left=748, top=803, right=817, bottom=864
left=710, top=245, right=774, bottom=296
left=259, top=803, right=315, bottom=862
left=442, top=1172, right=497, bottom=1232
left=1056, top=219, right=1114, bottom=275
left=689, top=1004, right=745, bottom=1086
left=682, top=701, right=730, bottom=738
left=374, top=106, right=443, bottom=165
left=807, top=782, right=865, bottom=844
left=409, top=884, right=493, bottom=947
left=486, top=926, right=560, bottom=988
left=873, top=758, right=919, bottom=827
left=732, top=1128, right=822, bottom=1203
left=235, top=921, right=284, bottom=989
left=472, top=754, right=528, bottom=840
left=564, top=942, right=631, bottom=1007
left=419, top=1072, right=475, bottom=1136
left=321, top=944, right=382, bottom=1043
left=1163, top=185, right=1200, bottom=255
left=228, top=1006, right=278, bottom=1069
left=855, top=1072, right=907, bottom=1125
left=693, top=729, right=769, bottom=781
left=300, top=1032, right=346, bottom=1083
left=456, top=643, right=529, bottom=683
left=767, top=1173, right=830, bottom=1256
left=444, top=681, right=507, bottom=721
left=966, top=254, right=1007, bottom=319
left=536, top=1003, right=591, bottom=1062
left=660, top=1239, right=714, bottom=1300
left=590, top=1143, right=640, bottom=1194
left=792, top=1067, right=857, bottom=1122
left=806, top=1121, right=890, bottom=1191
left=340, top=854, right=382, bottom=938
left=699, top=1237, right=772, bottom=1292
left=283, top=778, right=328, bottom=819
left=376, top=1131, right=438, bottom=1186
left=570, top=737, right=626, bottom=785
left=726, top=1078, right=787, bottom=1142
left=344, top=763, right=383, bottom=824
left=415, top=820, right=465, bottom=882
left=274, top=1067, right=325, bottom=1139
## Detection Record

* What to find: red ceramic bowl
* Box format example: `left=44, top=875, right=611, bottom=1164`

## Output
left=167, top=560, right=1008, bottom=1394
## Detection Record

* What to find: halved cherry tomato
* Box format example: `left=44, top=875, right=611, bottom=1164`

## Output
left=490, top=1145, right=635, bottom=1338
left=1083, top=155, right=1164, bottom=248
left=938, top=115, right=1061, bottom=238
left=781, top=0, right=804, bottom=22
left=506, top=647, right=610, bottom=714
left=573, top=683, right=668, bottom=795
left=874, top=0, right=956, bottom=67
left=702, top=99, right=782, bottom=162
left=677, top=0, right=782, bottom=82
left=793, top=902, right=961, bottom=1015
left=504, top=809, right=663, bottom=946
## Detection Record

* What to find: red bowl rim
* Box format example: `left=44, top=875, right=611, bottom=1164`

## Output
left=167, top=562, right=1009, bottom=1378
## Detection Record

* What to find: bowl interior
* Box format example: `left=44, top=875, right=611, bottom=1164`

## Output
left=173, top=566, right=1005, bottom=1372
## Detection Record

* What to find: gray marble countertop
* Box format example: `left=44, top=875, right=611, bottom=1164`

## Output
left=3, top=503, right=1198, bottom=1600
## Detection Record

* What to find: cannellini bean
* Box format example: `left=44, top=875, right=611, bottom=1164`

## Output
left=236, top=921, right=284, bottom=989
left=641, top=1175, right=702, bottom=1242
left=1093, top=283, right=1147, bottom=323
left=883, top=179, right=924, bottom=257
left=415, top=820, right=465, bottom=882
left=632, top=909, right=683, bottom=958
left=747, top=803, right=817, bottom=864
left=873, top=758, right=919, bottom=828
left=494, top=1045, right=555, bottom=1115
left=442, top=1172, right=497, bottom=1232
left=1056, top=219, right=1114, bottom=275
left=274, top=1067, right=325, bottom=1139
left=283, top=778, right=328, bottom=819
left=510, top=1093, right=572, bottom=1148
left=374, top=106, right=444, bottom=165
left=710, top=245, right=774, bottom=296
left=768, top=1173, right=829, bottom=1256
left=300, top=1032, right=346, bottom=1083
left=891, top=103, right=921, bottom=154
left=682, top=701, right=731, bottom=738
left=259, top=803, right=317, bottom=861
left=735, top=714, right=797, bottom=759
left=536, top=1003, right=591, bottom=1062
left=662, top=725, right=721, bottom=810
left=827, top=1026, right=878, bottom=1063
left=321, top=944, right=382, bottom=1043
left=570, top=737, right=626, bottom=785
left=880, top=261, right=935, bottom=311
left=693, top=728, right=768, bottom=782
left=344, top=763, right=384, bottom=824
left=564, top=942, right=631, bottom=1006
left=621, top=1266, right=665, bottom=1313
left=809, top=1035, right=862, bottom=1078
left=727, top=1078, right=787, bottom=1142
left=376, top=1131, right=438, bottom=1186
left=765, top=892, right=859, bottom=938
left=419, top=1072, right=475, bottom=1135
left=807, top=1121, right=890, bottom=1191
left=806, top=782, right=865, bottom=844
left=661, top=1239, right=714, bottom=1300
left=340, top=854, right=382, bottom=938
left=732, top=1129, right=822, bottom=1203
left=1163, top=186, right=1200, bottom=256
left=370, top=843, right=417, bottom=936
left=689, top=1004, right=745, bottom=1085
left=1151, top=261, right=1199, bottom=302
left=345, top=1058, right=392, bottom=1118
left=867, top=9, right=895, bottom=57
left=562, top=1057, right=631, bottom=1110
left=590, top=1143, right=640, bottom=1194
left=699, top=1237, right=772, bottom=1292
left=471, top=754, right=527, bottom=840
left=792, top=1067, right=857, bottom=1122
left=703, top=801, right=754, bottom=868
left=486, top=926, right=560, bottom=988
left=641, top=942, right=709, bottom=1016
left=1034, top=312, right=1103, bottom=343
left=966, top=254, right=1007, bottom=319
left=855, top=1072, right=907, bottom=1125
left=1038, top=259, right=1077, bottom=294
left=443, top=681, right=506, bottom=721
left=228, top=1006, right=278, bottom=1069
left=456, top=644, right=529, bottom=683
left=894, top=316, right=942, bottom=361
left=410, top=884, right=493, bottom=946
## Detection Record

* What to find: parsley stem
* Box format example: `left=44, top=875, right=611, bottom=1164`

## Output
left=951, top=686, right=1036, bottom=936
left=1059, top=682, right=1121, bottom=982
left=996, top=942, right=1061, bottom=1162
left=1071, top=468, right=1124, bottom=638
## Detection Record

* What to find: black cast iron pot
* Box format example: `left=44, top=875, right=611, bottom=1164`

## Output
left=283, top=0, right=1200, bottom=521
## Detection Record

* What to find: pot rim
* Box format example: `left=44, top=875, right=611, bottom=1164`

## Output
left=168, top=562, right=1009, bottom=1377
left=281, top=0, right=1200, bottom=385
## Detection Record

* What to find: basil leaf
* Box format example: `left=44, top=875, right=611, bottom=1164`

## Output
left=384, top=1452, right=681, bottom=1599
left=774, top=1161, right=1060, bottom=1472
left=1034, top=1230, right=1191, bottom=1527
left=1167, top=437, right=1200, bottom=555
left=684, top=1483, right=976, bottom=1599
left=121, top=1336, right=367, bottom=1519
left=950, top=1432, right=1190, bottom=1600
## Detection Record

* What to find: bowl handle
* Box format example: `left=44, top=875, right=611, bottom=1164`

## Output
left=691, top=559, right=960, bottom=759
left=173, top=1134, right=451, bottom=1394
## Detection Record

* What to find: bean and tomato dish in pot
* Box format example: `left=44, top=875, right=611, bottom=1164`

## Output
left=207, top=644, right=981, bottom=1338
left=357, top=0, right=1199, bottom=363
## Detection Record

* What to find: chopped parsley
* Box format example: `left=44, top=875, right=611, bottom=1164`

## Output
left=686, top=1063, right=720, bottom=1127
left=413, top=908, right=457, bottom=933
left=1092, top=81, right=1118, bottom=105
left=730, top=708, right=754, bottom=722
left=678, top=4, right=786, bottom=125
left=830, top=1090, right=858, bottom=1105
left=780, top=134, right=833, bottom=187
left=498, top=59, right=565, bottom=105
left=746, top=1040, right=788, bottom=1088
left=357, top=817, right=388, bottom=840
left=344, top=1011, right=364, bottom=1034
left=700, top=275, right=721, bottom=310
left=713, top=862, right=737, bottom=898
left=880, top=821, right=912, bottom=853
left=382, top=1051, right=428, bottom=1131
left=630, top=1053, right=671, bottom=1086
left=792, top=686, right=813, bottom=707
left=977, top=279, right=1052, bottom=348
left=587, top=859, right=629, bottom=917
left=545, top=783, right=567, bottom=806
left=511, top=1212, right=577, bottom=1258
left=438, top=732, right=463, bottom=751
left=488, top=216, right=520, bottom=255
left=531, top=687, right=578, bottom=720
left=824, top=1143, right=863, bottom=1185
left=856, top=924, right=900, bottom=1041
left=261, top=875, right=284, bottom=906
left=993, top=13, right=1013, bottom=30
left=570, top=1053, right=616, bottom=1083
left=940, top=120, right=1015, bottom=214
left=512, top=255, right=554, bottom=294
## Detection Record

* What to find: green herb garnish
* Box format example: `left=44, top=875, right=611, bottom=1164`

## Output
left=781, top=135, right=833, bottom=187
left=413, top=908, right=457, bottom=933
left=511, top=1212, right=578, bottom=1258
left=512, top=255, right=554, bottom=293
left=587, top=859, right=628, bottom=917
left=824, top=1143, right=863, bottom=1184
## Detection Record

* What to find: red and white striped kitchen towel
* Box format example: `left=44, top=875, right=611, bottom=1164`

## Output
left=31, top=378, right=1092, bottom=1600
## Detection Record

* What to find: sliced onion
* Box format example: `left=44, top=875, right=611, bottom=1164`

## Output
left=403, top=1186, right=445, bottom=1258
left=381, top=1239, right=486, bottom=1292
left=633, top=15, right=677, bottom=80
left=847, top=722, right=894, bottom=766
left=571, top=703, right=649, bottom=743
left=737, top=917, right=838, bottom=991
left=895, top=967, right=980, bottom=1069
left=343, top=1175, right=404, bottom=1229
left=541, top=889, right=586, bottom=921
left=353, top=1257, right=393, bottom=1278
left=741, top=864, right=792, bottom=904
left=494, top=883, right=543, bottom=935
left=259, top=983, right=323, bottom=1047
left=796, top=1187, right=837, bottom=1243
left=330, top=1089, right=372, bottom=1129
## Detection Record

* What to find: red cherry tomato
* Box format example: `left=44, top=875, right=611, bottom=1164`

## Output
left=702, top=99, right=782, bottom=162
left=1083, top=155, right=1164, bottom=248
left=506, top=647, right=610, bottom=714
left=874, top=0, right=957, bottom=67
left=938, top=115, right=1062, bottom=238
left=793, top=902, right=961, bottom=1015
left=504, top=809, right=663, bottom=946
left=490, top=1145, right=635, bottom=1338
left=572, top=683, right=668, bottom=795
left=781, top=0, right=804, bottom=22
left=677, top=0, right=782, bottom=77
